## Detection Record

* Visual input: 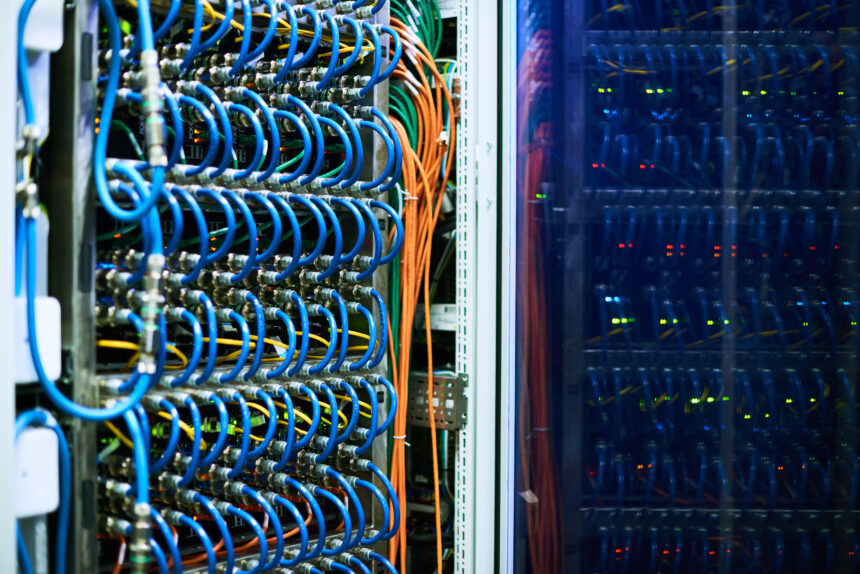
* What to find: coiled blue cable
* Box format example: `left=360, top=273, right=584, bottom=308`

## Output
left=15, top=410, right=70, bottom=574
left=266, top=309, right=297, bottom=379
left=356, top=478, right=388, bottom=545
left=358, top=120, right=395, bottom=191
left=191, top=83, right=234, bottom=177
left=369, top=552, right=397, bottom=574
left=224, top=390, right=252, bottom=478
left=273, top=1, right=299, bottom=83
left=218, top=310, right=251, bottom=382
left=368, top=199, right=404, bottom=264
left=287, top=292, right=310, bottom=377
left=333, top=380, right=360, bottom=445
left=366, top=460, right=399, bottom=539
left=195, top=188, right=236, bottom=265
left=149, top=397, right=180, bottom=473
left=349, top=556, right=372, bottom=574
left=271, top=493, right=309, bottom=566
left=330, top=563, right=354, bottom=574
left=161, top=186, right=184, bottom=257
left=280, top=477, right=326, bottom=558
left=150, top=509, right=181, bottom=574
left=314, top=383, right=340, bottom=463
left=197, top=0, right=234, bottom=54
left=166, top=309, right=203, bottom=387
left=352, top=378, right=378, bottom=456
left=330, top=197, right=365, bottom=263
left=292, top=7, right=322, bottom=68
left=372, top=375, right=396, bottom=436
left=377, top=25, right=401, bottom=80
left=123, top=408, right=150, bottom=503
left=199, top=392, right=230, bottom=467
left=271, top=390, right=295, bottom=471
left=192, top=491, right=234, bottom=574
left=226, top=503, right=267, bottom=574
left=367, top=289, right=388, bottom=369
left=274, top=110, right=313, bottom=184
left=288, top=96, right=325, bottom=185
left=329, top=291, right=350, bottom=373
left=178, top=94, right=219, bottom=175
left=269, top=194, right=303, bottom=281
left=317, top=117, right=353, bottom=187
left=241, top=485, right=283, bottom=568
left=176, top=397, right=202, bottom=487
left=334, top=16, right=364, bottom=75
left=177, top=511, right=216, bottom=573
left=327, top=104, right=363, bottom=188
left=314, top=486, right=352, bottom=556
left=292, top=384, right=320, bottom=451
left=241, top=88, right=281, bottom=181
left=149, top=538, right=168, bottom=574
left=133, top=403, right=151, bottom=462
left=245, top=191, right=282, bottom=263
left=353, top=199, right=383, bottom=281
left=247, top=0, right=278, bottom=62
left=220, top=190, right=257, bottom=283
left=316, top=12, right=340, bottom=91
left=178, top=0, right=204, bottom=70
left=358, top=22, right=382, bottom=98
left=290, top=194, right=327, bottom=267
left=243, top=292, right=267, bottom=380
left=349, top=304, right=376, bottom=370
left=226, top=103, right=265, bottom=180
left=308, top=305, right=339, bottom=374
left=308, top=196, right=342, bottom=280
left=228, top=0, right=254, bottom=77
left=325, top=467, right=364, bottom=548
left=247, top=390, right=278, bottom=459
left=369, top=107, right=402, bottom=191
left=193, top=292, right=218, bottom=384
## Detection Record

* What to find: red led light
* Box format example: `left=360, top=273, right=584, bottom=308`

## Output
left=592, top=163, right=599, bottom=168
left=618, top=243, right=626, bottom=248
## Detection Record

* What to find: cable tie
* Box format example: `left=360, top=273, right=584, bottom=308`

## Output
left=392, top=434, right=410, bottom=447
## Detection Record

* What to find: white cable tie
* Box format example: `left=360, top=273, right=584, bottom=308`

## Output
left=392, top=434, right=410, bottom=447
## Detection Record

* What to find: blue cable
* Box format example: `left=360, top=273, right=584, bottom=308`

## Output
left=272, top=1, right=298, bottom=83
left=329, top=291, right=349, bottom=373
left=308, top=196, right=342, bottom=280
left=27, top=217, right=153, bottom=419
left=333, top=380, right=360, bottom=445
left=308, top=305, right=338, bottom=375
left=247, top=390, right=278, bottom=460
left=199, top=393, right=230, bottom=467
left=177, top=511, right=216, bottom=573
left=369, top=107, right=402, bottom=191
left=109, top=183, right=152, bottom=288
left=224, top=390, right=252, bottom=478
left=352, top=199, right=382, bottom=281
left=178, top=94, right=219, bottom=175
left=178, top=0, right=204, bottom=71
left=271, top=390, right=295, bottom=471
left=192, top=84, right=233, bottom=177
left=349, top=556, right=372, bottom=574
left=272, top=493, right=309, bottom=566
left=161, top=186, right=184, bottom=257
left=274, top=110, right=312, bottom=184
left=195, top=188, right=235, bottom=265
left=279, top=476, right=326, bottom=558
left=225, top=503, right=267, bottom=574
left=190, top=491, right=234, bottom=573
left=316, top=12, right=340, bottom=91
left=317, top=117, right=353, bottom=187
left=241, top=485, right=283, bottom=568
left=368, top=199, right=403, bottom=264
left=218, top=310, right=251, bottom=382
left=134, top=404, right=151, bottom=462
left=220, top=190, right=257, bottom=283
left=287, top=292, right=310, bottom=377
left=123, top=409, right=150, bottom=503
left=150, top=509, right=181, bottom=574
left=176, top=396, right=202, bottom=487
left=313, top=486, right=352, bottom=556
left=149, top=538, right=168, bottom=574
left=288, top=96, right=325, bottom=185
left=358, top=120, right=395, bottom=191
left=241, top=88, right=280, bottom=181
left=246, top=0, right=278, bottom=62
left=330, top=564, right=354, bottom=574
left=327, top=104, right=363, bottom=189
left=334, top=16, right=363, bottom=75
left=325, top=467, right=364, bottom=548
left=356, top=477, right=388, bottom=544
left=193, top=292, right=218, bottom=384
left=292, top=384, right=320, bottom=451
left=314, top=383, right=340, bottom=463
left=244, top=191, right=282, bottom=263
left=366, top=460, right=399, bottom=539
left=226, top=103, right=265, bottom=180
left=377, top=25, right=401, bottom=80
left=369, top=552, right=397, bottom=574
left=349, top=304, right=376, bottom=370
left=371, top=375, right=396, bottom=436
left=358, top=22, right=382, bottom=98
left=197, top=0, right=235, bottom=54
left=268, top=194, right=303, bottom=281
left=15, top=410, right=70, bottom=574
left=266, top=309, right=297, bottom=379
left=17, top=527, right=34, bottom=574
left=352, top=378, right=378, bottom=456
left=149, top=398, right=180, bottom=473
left=243, top=292, right=267, bottom=380
left=330, top=197, right=365, bottom=263
left=288, top=194, right=326, bottom=266
left=228, top=0, right=254, bottom=77
left=292, top=7, right=322, bottom=68
left=167, top=309, right=203, bottom=387
left=367, top=289, right=388, bottom=369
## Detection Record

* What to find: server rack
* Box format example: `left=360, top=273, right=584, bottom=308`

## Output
left=504, top=0, right=860, bottom=572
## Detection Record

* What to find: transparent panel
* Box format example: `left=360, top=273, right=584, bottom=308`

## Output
left=512, top=0, right=860, bottom=571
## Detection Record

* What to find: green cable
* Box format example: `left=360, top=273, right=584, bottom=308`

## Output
left=275, top=150, right=305, bottom=173
left=110, top=120, right=145, bottom=161
left=166, top=126, right=186, bottom=165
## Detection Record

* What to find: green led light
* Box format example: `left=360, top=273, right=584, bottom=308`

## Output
left=659, top=319, right=668, bottom=325
left=535, top=193, right=547, bottom=199
left=744, top=414, right=751, bottom=419
left=611, top=318, right=621, bottom=325
left=707, top=319, right=714, bottom=326
left=810, top=398, right=816, bottom=403
left=707, top=397, right=716, bottom=403
left=838, top=91, right=845, bottom=96
left=656, top=88, right=664, bottom=94
left=785, top=398, right=793, bottom=404
left=741, top=90, right=750, bottom=96
left=121, top=19, right=132, bottom=36
left=764, top=413, right=771, bottom=418
left=722, top=396, right=730, bottom=401
left=607, top=88, right=612, bottom=93
left=690, top=398, right=700, bottom=404
left=598, top=88, right=605, bottom=93
left=760, top=90, right=767, bottom=95
left=724, top=319, right=730, bottom=325
left=646, top=88, right=654, bottom=94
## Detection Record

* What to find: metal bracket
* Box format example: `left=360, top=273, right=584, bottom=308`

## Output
left=406, top=372, right=468, bottom=430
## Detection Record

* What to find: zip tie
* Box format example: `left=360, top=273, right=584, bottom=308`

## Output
left=392, top=434, right=410, bottom=447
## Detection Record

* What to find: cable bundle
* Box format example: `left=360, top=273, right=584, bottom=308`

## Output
left=16, top=0, right=408, bottom=572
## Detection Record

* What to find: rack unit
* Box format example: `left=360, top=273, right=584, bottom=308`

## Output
left=503, top=0, right=860, bottom=572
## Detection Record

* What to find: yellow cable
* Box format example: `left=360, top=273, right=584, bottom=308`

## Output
left=155, top=411, right=208, bottom=450
left=104, top=420, right=134, bottom=450
left=97, top=340, right=189, bottom=371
